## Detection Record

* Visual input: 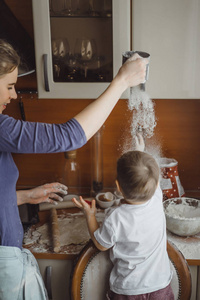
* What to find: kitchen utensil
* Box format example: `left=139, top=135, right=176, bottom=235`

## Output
left=50, top=208, right=60, bottom=252
left=39, top=194, right=79, bottom=211
left=122, top=51, right=150, bottom=91
left=104, top=192, right=114, bottom=201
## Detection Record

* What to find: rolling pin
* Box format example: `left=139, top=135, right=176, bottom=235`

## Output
left=39, top=194, right=79, bottom=211
left=50, top=208, right=60, bottom=253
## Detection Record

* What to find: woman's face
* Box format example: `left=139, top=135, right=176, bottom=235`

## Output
left=0, top=67, right=18, bottom=114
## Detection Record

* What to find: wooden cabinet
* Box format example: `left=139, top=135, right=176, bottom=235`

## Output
left=37, top=258, right=73, bottom=300
left=32, top=0, right=130, bottom=99
left=189, top=266, right=200, bottom=300
left=132, top=0, right=200, bottom=99
left=197, top=267, right=200, bottom=300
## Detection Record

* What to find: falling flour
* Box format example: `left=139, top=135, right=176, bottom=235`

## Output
left=121, top=53, right=157, bottom=152
left=120, top=86, right=158, bottom=155
left=129, top=86, right=157, bottom=139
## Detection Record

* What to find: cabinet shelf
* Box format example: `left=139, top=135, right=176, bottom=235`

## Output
left=50, top=14, right=112, bottom=19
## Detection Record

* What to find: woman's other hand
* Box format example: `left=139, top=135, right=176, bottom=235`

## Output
left=17, top=182, right=68, bottom=205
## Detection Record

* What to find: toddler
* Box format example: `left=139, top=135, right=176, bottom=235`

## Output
left=73, top=135, right=174, bottom=300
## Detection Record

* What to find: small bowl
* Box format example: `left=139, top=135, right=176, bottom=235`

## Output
left=163, top=197, right=200, bottom=236
left=96, top=192, right=116, bottom=209
left=114, top=190, right=123, bottom=206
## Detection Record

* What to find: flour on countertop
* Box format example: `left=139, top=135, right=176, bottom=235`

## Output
left=23, top=210, right=105, bottom=254
left=167, top=230, right=200, bottom=260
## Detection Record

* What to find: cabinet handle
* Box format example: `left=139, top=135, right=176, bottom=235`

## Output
left=45, top=266, right=53, bottom=300
left=43, top=54, right=50, bottom=92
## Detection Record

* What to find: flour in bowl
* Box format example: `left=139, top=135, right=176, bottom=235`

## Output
left=165, top=202, right=200, bottom=219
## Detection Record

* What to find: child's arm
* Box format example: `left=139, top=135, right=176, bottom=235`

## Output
left=135, top=133, right=145, bottom=151
left=72, top=196, right=108, bottom=251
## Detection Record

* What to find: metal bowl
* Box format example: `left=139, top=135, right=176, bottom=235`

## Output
left=163, top=197, right=200, bottom=236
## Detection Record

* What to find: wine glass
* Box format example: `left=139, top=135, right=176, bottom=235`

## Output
left=102, top=0, right=112, bottom=17
left=73, top=0, right=81, bottom=16
left=74, top=38, right=97, bottom=79
left=88, top=0, right=99, bottom=16
left=51, top=0, right=65, bottom=15
left=52, top=38, right=70, bottom=80
left=63, top=0, right=73, bottom=16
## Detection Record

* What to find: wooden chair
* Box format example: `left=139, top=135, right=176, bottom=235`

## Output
left=71, top=240, right=191, bottom=300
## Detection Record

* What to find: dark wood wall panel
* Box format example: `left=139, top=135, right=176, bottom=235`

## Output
left=5, top=97, right=200, bottom=196
left=154, top=99, right=200, bottom=193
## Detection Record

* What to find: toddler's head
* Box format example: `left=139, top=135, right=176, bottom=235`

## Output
left=117, top=151, right=159, bottom=202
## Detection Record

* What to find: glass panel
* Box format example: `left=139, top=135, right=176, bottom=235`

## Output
left=49, top=0, right=113, bottom=83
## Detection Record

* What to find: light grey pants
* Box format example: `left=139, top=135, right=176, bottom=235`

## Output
left=0, top=246, right=48, bottom=300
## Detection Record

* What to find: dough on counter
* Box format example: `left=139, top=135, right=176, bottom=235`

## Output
left=59, top=216, right=90, bottom=245
left=23, top=211, right=105, bottom=247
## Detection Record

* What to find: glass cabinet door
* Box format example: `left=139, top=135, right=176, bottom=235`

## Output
left=32, top=0, right=130, bottom=99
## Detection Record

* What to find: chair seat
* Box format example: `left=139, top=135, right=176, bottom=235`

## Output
left=71, top=240, right=191, bottom=300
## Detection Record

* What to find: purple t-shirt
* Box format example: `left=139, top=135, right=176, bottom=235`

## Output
left=0, top=114, right=87, bottom=248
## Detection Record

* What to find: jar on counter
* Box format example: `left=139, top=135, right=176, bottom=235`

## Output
left=62, top=150, right=80, bottom=195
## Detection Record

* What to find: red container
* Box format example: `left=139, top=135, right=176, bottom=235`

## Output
left=159, top=158, right=185, bottom=201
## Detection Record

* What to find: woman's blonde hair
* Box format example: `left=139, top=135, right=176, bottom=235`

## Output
left=0, top=39, right=20, bottom=77
left=117, top=151, right=160, bottom=201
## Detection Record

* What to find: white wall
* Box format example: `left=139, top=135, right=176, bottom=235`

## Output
left=132, top=0, right=200, bottom=99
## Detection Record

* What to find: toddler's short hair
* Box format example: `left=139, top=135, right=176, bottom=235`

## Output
left=117, top=151, right=159, bottom=201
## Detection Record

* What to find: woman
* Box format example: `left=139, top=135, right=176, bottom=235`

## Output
left=0, top=39, right=147, bottom=299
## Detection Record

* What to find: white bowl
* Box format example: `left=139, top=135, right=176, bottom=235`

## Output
left=163, top=197, right=200, bottom=236
left=96, top=192, right=116, bottom=209
left=114, top=190, right=123, bottom=206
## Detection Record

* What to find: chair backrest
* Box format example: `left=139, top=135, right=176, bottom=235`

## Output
left=71, top=240, right=191, bottom=300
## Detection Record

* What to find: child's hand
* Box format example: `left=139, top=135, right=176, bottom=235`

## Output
left=135, top=133, right=145, bottom=152
left=72, top=196, right=96, bottom=217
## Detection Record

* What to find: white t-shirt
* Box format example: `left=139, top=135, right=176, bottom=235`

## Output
left=94, top=186, right=172, bottom=295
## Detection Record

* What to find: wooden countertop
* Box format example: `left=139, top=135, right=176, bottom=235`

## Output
left=23, top=207, right=104, bottom=260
